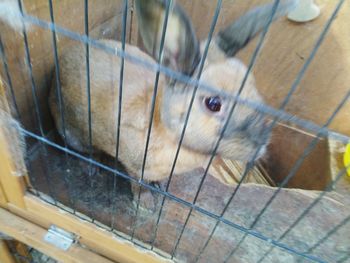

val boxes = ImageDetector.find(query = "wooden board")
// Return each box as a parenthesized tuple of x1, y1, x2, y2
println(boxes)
(0, 207, 115, 263)
(22, 195, 170, 263)
(0, 79, 26, 208)
(262, 122, 331, 190)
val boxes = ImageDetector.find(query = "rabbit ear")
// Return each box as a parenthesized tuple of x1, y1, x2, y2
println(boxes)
(215, 0, 298, 57)
(135, 0, 201, 76)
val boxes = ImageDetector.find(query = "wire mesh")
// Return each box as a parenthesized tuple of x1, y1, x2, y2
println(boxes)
(0, 0, 349, 262)
(149, 0, 223, 250)
(131, 0, 173, 240)
(110, 0, 129, 233)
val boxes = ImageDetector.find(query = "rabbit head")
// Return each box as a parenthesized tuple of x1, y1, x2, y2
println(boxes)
(136, 0, 297, 161)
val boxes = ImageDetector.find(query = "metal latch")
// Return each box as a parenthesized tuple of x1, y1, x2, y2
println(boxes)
(44, 225, 75, 251)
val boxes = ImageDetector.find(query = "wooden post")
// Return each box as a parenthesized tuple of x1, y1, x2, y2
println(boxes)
(0, 78, 26, 209)
(0, 181, 8, 207)
(0, 240, 16, 263)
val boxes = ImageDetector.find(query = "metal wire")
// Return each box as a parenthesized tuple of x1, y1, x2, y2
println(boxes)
(306, 214, 350, 255)
(48, 0, 66, 147)
(16, 0, 44, 136)
(83, 0, 97, 222)
(217, 1, 347, 261)
(131, 0, 173, 240)
(1, 1, 349, 262)
(47, 0, 76, 214)
(225, 88, 350, 262)
(170, 0, 282, 259)
(256, 164, 350, 263)
(19, 127, 329, 263)
(16, 0, 58, 206)
(18, 14, 350, 145)
(0, 36, 42, 198)
(149, 0, 223, 250)
(110, 0, 128, 232)
(0, 35, 21, 119)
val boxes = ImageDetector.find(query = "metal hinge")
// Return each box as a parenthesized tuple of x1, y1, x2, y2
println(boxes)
(44, 225, 76, 251)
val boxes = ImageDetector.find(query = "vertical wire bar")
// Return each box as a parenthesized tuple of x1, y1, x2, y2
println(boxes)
(0, 35, 21, 120)
(149, 0, 223, 250)
(225, 89, 350, 262)
(17, 0, 58, 205)
(170, 1, 281, 259)
(223, 1, 346, 260)
(17, 0, 44, 136)
(48, 0, 66, 147)
(193, 162, 255, 263)
(47, 0, 76, 213)
(131, 0, 173, 240)
(257, 164, 350, 263)
(84, 0, 95, 222)
(110, 0, 128, 231)
(1, 34, 41, 197)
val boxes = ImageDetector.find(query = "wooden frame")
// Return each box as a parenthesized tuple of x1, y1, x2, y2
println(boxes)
(0, 208, 113, 263)
(0, 240, 16, 263)
(0, 79, 169, 263)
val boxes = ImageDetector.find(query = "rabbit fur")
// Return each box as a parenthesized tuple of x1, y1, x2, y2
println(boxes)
(49, 0, 297, 205)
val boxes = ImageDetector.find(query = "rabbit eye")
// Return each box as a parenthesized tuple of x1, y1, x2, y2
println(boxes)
(205, 96, 222, 112)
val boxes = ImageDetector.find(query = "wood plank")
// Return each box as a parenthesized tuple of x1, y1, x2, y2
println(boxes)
(0, 129, 26, 208)
(0, 240, 16, 263)
(7, 203, 50, 229)
(262, 123, 331, 190)
(0, 207, 115, 263)
(0, 79, 26, 208)
(0, 180, 8, 207)
(22, 194, 170, 263)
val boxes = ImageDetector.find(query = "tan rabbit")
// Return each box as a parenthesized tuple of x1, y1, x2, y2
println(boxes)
(49, 0, 297, 208)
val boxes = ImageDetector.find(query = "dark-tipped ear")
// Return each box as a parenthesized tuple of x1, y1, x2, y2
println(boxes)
(216, 0, 298, 57)
(135, 0, 201, 76)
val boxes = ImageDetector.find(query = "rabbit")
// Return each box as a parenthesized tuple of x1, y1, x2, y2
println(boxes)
(49, 0, 297, 209)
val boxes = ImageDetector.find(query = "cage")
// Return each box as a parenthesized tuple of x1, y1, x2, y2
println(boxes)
(0, 0, 349, 262)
